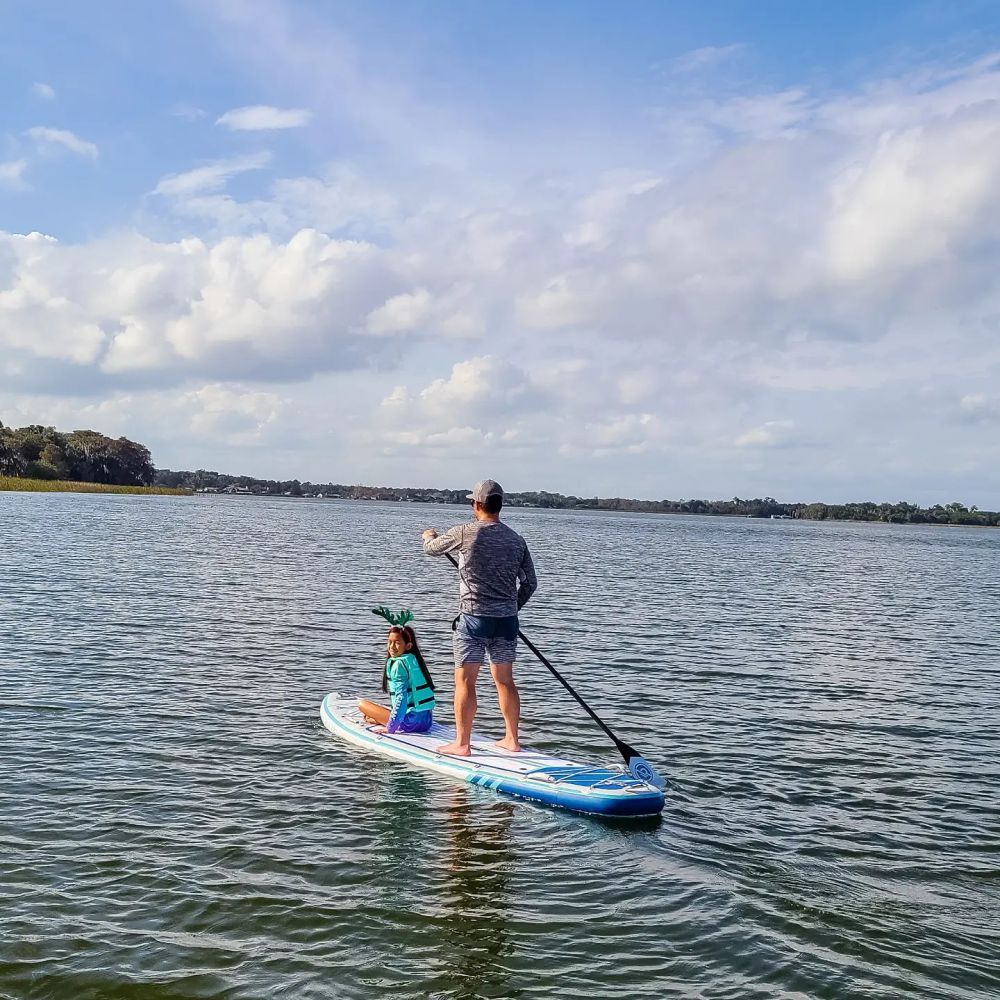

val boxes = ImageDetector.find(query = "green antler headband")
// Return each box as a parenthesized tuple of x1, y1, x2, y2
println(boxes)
(372, 606, 414, 627)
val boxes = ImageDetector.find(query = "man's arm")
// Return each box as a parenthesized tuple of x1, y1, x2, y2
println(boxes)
(422, 524, 463, 556)
(516, 545, 538, 610)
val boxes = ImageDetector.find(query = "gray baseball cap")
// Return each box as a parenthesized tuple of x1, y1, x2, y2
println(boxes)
(466, 479, 504, 503)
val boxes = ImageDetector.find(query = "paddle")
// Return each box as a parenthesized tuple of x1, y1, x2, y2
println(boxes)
(443, 552, 666, 789)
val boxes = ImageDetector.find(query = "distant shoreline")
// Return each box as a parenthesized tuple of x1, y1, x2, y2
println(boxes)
(151, 470, 1000, 528)
(6, 473, 997, 528)
(0, 476, 190, 496)
(5, 421, 993, 526)
(200, 494, 1000, 527)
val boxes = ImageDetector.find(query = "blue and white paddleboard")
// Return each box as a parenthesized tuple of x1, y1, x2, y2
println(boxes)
(319, 693, 665, 818)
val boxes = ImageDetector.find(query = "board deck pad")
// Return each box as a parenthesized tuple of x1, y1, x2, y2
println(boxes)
(320, 693, 665, 817)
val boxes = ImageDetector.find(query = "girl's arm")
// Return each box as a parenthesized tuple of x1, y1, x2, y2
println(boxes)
(386, 664, 410, 733)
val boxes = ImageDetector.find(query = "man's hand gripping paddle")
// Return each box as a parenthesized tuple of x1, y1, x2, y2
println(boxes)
(443, 553, 666, 790)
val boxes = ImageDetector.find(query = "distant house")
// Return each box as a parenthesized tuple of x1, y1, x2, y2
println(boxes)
(222, 484, 252, 494)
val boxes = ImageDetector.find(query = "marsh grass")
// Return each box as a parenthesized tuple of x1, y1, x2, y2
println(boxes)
(0, 476, 190, 496)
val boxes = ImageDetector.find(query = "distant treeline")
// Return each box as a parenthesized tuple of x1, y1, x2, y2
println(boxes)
(154, 469, 1000, 527)
(6, 418, 993, 526)
(0, 422, 154, 486)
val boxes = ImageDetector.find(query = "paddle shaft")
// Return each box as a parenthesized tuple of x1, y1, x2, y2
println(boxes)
(515, 627, 641, 762)
(443, 552, 641, 765)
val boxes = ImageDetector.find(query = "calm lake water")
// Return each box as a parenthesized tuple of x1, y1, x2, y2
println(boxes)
(1, 493, 998, 1000)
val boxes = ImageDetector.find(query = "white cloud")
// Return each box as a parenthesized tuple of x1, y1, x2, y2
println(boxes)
(0, 383, 288, 460)
(271, 168, 398, 234)
(418, 356, 542, 413)
(7, 50, 1000, 501)
(154, 153, 272, 198)
(567, 413, 658, 455)
(183, 383, 283, 440)
(12, 51, 1000, 404)
(826, 118, 1000, 283)
(100, 230, 386, 374)
(26, 126, 98, 159)
(0, 227, 401, 383)
(0, 160, 28, 190)
(170, 104, 208, 120)
(515, 274, 594, 329)
(32, 82, 56, 100)
(958, 393, 1000, 423)
(366, 288, 432, 334)
(216, 105, 313, 130)
(705, 88, 814, 138)
(669, 44, 744, 75)
(0, 232, 106, 365)
(196, 4, 469, 166)
(617, 370, 659, 405)
(151, 164, 403, 241)
(378, 356, 547, 443)
(375, 356, 670, 465)
(735, 421, 796, 448)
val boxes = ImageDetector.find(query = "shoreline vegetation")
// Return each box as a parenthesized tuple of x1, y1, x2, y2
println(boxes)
(1, 422, 155, 488)
(155, 468, 1000, 528)
(0, 476, 190, 496)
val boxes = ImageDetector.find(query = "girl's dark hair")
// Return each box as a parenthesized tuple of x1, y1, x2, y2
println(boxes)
(382, 625, 435, 694)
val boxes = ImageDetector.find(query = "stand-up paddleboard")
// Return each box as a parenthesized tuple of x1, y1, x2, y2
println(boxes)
(320, 693, 665, 817)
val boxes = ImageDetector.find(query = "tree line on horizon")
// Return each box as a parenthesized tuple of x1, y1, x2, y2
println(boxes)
(153, 468, 1000, 527)
(0, 422, 154, 487)
(2, 419, 994, 527)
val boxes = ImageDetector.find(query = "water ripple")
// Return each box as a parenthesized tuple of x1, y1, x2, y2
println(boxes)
(1, 494, 998, 998)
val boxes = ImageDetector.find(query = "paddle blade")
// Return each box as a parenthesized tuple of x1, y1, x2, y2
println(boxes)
(626, 755, 667, 790)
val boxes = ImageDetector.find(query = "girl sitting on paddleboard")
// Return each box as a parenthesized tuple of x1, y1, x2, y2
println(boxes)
(359, 608, 436, 734)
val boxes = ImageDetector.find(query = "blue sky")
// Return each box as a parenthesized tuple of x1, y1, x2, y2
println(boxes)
(3, 1, 1000, 504)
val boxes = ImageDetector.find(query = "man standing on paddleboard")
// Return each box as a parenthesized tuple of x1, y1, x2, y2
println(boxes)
(422, 480, 538, 756)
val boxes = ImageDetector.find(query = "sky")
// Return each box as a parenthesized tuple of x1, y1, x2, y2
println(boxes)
(3, 0, 1000, 505)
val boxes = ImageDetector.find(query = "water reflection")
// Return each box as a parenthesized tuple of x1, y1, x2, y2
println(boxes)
(370, 768, 435, 867)
(437, 786, 519, 1000)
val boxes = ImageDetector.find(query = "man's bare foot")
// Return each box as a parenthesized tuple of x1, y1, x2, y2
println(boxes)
(495, 737, 521, 753)
(437, 742, 472, 756)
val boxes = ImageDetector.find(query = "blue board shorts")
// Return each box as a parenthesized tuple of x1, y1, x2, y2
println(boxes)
(453, 614, 519, 668)
(388, 709, 433, 735)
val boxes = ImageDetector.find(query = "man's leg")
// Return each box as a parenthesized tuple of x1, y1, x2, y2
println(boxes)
(438, 663, 480, 756)
(490, 662, 521, 752)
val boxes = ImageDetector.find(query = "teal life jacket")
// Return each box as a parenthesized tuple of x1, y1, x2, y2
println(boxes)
(386, 652, 436, 713)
